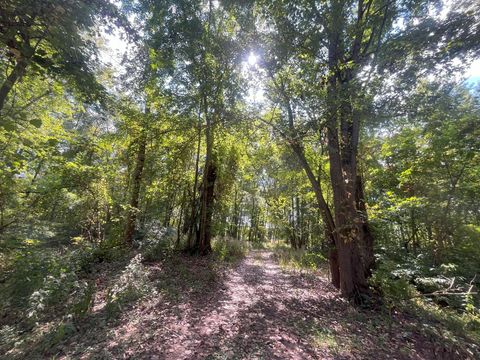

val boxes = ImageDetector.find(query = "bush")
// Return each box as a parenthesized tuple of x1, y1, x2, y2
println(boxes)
(70, 239, 128, 275)
(212, 237, 248, 262)
(136, 225, 176, 261)
(273, 245, 326, 271)
(41, 315, 77, 351)
(70, 280, 95, 320)
(0, 235, 128, 327)
(27, 271, 77, 321)
(372, 247, 480, 314)
(105, 254, 153, 318)
(370, 260, 416, 307)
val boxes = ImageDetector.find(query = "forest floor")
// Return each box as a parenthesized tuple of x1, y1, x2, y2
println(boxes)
(4, 248, 478, 359)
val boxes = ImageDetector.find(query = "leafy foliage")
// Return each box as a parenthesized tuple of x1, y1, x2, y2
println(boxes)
(1, 0, 480, 357)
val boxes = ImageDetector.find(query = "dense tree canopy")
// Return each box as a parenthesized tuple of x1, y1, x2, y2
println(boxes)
(1, 0, 480, 358)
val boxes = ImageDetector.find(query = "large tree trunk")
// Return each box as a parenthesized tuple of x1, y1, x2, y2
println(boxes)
(194, 97, 216, 255)
(355, 175, 375, 276)
(276, 82, 342, 286)
(326, 99, 369, 300)
(322, 0, 374, 302)
(124, 127, 147, 246)
(325, 76, 372, 301)
(196, 156, 216, 254)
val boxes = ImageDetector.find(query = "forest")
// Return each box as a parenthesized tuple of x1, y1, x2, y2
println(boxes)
(1, 0, 479, 358)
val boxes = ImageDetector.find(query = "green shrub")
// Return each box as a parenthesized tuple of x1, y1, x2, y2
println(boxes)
(273, 246, 326, 271)
(70, 280, 95, 320)
(137, 226, 176, 261)
(370, 260, 416, 306)
(40, 315, 77, 351)
(70, 241, 127, 275)
(26, 270, 78, 321)
(105, 254, 153, 318)
(0, 236, 126, 326)
(212, 237, 248, 262)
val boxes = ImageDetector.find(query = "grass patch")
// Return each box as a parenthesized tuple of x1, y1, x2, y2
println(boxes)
(212, 237, 248, 262)
(270, 242, 327, 271)
(312, 327, 339, 351)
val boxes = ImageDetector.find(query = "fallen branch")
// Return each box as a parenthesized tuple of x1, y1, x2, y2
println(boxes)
(409, 275, 478, 299)
(409, 291, 478, 299)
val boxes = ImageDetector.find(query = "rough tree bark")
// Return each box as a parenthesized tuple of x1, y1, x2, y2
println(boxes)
(187, 114, 202, 249)
(124, 114, 147, 246)
(355, 175, 375, 276)
(194, 96, 216, 254)
(323, 0, 374, 301)
(274, 81, 342, 288)
(196, 155, 216, 254)
(290, 142, 340, 288)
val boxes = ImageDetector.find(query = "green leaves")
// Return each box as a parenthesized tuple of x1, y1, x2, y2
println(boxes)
(30, 119, 42, 128)
(1, 120, 16, 131)
(0, 0, 130, 109)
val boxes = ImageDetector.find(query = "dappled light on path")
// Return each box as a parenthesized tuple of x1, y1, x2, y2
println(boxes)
(52, 251, 465, 359)
(156, 251, 337, 359)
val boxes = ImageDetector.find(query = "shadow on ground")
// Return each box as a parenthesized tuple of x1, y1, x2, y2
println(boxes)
(8, 250, 477, 359)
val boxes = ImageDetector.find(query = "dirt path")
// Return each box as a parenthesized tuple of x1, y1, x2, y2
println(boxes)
(52, 250, 465, 359)
(155, 250, 336, 359)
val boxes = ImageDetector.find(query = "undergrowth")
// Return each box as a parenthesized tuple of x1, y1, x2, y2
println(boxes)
(0, 223, 249, 357)
(270, 241, 327, 271)
(370, 255, 480, 356)
(211, 236, 249, 262)
(105, 254, 154, 318)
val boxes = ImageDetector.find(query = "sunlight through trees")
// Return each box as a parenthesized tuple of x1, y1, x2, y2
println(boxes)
(1, 0, 480, 358)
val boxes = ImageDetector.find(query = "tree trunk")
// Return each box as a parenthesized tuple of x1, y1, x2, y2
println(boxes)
(195, 97, 216, 255)
(196, 157, 216, 254)
(326, 79, 372, 302)
(163, 191, 175, 227)
(124, 126, 147, 246)
(290, 142, 340, 288)
(176, 188, 186, 247)
(355, 175, 375, 277)
(249, 196, 256, 242)
(187, 114, 202, 249)
(322, 2, 374, 301)
(290, 196, 296, 248)
(230, 187, 240, 239)
(326, 105, 369, 300)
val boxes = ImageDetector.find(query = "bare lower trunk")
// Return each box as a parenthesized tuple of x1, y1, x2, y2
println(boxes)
(124, 130, 147, 246)
(194, 96, 215, 255)
(196, 158, 216, 254)
(355, 175, 375, 277)
(187, 115, 202, 249)
(329, 246, 340, 288)
(176, 189, 186, 247)
(290, 142, 340, 288)
(326, 88, 372, 302)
